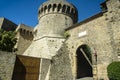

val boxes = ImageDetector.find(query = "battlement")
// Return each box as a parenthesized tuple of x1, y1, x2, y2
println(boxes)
(38, 1, 78, 23)
(16, 24, 33, 36)
(0, 17, 17, 31)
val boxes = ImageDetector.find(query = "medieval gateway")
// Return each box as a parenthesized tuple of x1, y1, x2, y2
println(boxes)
(0, 0, 120, 80)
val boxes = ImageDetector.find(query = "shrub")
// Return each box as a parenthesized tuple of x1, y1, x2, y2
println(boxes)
(64, 31, 70, 38)
(0, 29, 17, 52)
(107, 61, 120, 80)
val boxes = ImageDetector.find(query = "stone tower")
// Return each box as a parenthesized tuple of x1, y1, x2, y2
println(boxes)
(23, 0, 78, 59)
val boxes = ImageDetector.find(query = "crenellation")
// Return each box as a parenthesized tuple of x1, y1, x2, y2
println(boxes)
(0, 0, 120, 80)
(38, 1, 78, 23)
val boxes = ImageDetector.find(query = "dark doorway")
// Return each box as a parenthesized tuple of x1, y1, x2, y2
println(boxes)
(76, 45, 93, 79)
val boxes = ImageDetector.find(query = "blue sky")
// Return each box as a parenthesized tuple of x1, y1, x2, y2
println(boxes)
(0, 0, 105, 27)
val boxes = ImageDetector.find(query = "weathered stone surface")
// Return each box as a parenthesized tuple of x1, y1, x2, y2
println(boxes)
(39, 59, 51, 80)
(0, 51, 16, 80)
(23, 37, 65, 59)
(15, 24, 34, 55)
(106, 0, 120, 61)
(50, 43, 73, 80)
(0, 0, 120, 80)
(66, 14, 112, 79)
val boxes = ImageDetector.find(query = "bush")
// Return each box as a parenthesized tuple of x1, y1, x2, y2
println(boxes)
(107, 62, 120, 80)
(0, 29, 17, 52)
(64, 31, 70, 38)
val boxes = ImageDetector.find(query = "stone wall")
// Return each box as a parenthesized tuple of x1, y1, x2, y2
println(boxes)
(16, 31, 33, 54)
(50, 43, 74, 80)
(105, 0, 120, 60)
(66, 13, 113, 80)
(0, 51, 16, 80)
(15, 24, 33, 55)
(39, 59, 51, 80)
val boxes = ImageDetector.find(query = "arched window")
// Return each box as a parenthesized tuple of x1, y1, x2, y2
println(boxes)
(48, 4, 52, 12)
(38, 10, 41, 14)
(76, 44, 93, 79)
(30, 32, 33, 36)
(57, 4, 61, 12)
(66, 6, 70, 14)
(62, 5, 66, 13)
(53, 4, 57, 11)
(41, 8, 43, 13)
(23, 29, 26, 35)
(26, 31, 29, 36)
(19, 28, 22, 33)
(44, 6, 47, 13)
(71, 8, 74, 15)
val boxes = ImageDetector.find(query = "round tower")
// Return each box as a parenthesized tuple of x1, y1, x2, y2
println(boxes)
(35, 0, 78, 38)
(23, 0, 78, 59)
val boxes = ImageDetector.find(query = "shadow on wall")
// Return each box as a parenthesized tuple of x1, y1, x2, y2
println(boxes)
(76, 44, 93, 79)
(12, 56, 26, 80)
(19, 29, 33, 41)
(12, 55, 40, 80)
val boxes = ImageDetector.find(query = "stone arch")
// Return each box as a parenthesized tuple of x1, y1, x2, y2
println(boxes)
(71, 8, 75, 15)
(23, 29, 26, 35)
(57, 4, 62, 12)
(53, 4, 57, 12)
(41, 8, 43, 14)
(74, 9, 78, 23)
(19, 28, 23, 33)
(48, 4, 52, 12)
(38, 10, 41, 15)
(66, 6, 70, 14)
(30, 32, 33, 36)
(62, 5, 66, 13)
(76, 44, 93, 79)
(44, 6, 47, 13)
(26, 30, 29, 35)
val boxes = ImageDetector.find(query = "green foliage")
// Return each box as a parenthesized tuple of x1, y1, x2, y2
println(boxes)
(107, 62, 120, 80)
(0, 29, 17, 52)
(81, 45, 92, 62)
(64, 31, 70, 38)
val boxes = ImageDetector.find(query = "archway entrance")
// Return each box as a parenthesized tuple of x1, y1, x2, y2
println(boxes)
(76, 44, 93, 79)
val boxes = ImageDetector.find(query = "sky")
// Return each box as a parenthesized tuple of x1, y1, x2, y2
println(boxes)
(0, 0, 105, 27)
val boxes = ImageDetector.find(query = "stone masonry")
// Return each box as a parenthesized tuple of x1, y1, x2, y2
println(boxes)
(15, 24, 34, 54)
(0, 51, 16, 80)
(0, 0, 119, 80)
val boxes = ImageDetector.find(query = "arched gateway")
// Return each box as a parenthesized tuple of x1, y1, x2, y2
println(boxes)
(76, 44, 93, 79)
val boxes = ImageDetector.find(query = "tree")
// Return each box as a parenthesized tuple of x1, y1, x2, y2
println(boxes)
(107, 62, 120, 80)
(0, 29, 17, 52)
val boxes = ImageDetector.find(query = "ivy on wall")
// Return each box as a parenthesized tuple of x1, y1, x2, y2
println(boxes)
(64, 31, 70, 38)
